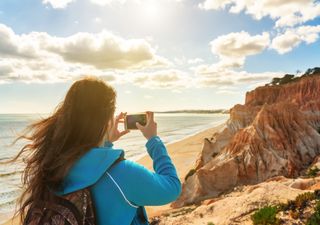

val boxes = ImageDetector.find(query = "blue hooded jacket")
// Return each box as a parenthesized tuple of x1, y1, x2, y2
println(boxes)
(55, 136, 181, 225)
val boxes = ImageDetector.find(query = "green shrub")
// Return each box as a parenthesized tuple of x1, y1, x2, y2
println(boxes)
(305, 67, 320, 75)
(280, 200, 296, 211)
(307, 201, 320, 225)
(307, 166, 320, 178)
(307, 214, 320, 225)
(295, 192, 315, 209)
(276, 203, 288, 212)
(251, 206, 280, 225)
(277, 191, 317, 213)
(185, 169, 196, 181)
(207, 222, 215, 225)
(270, 74, 294, 86)
(267, 67, 320, 87)
(314, 190, 320, 199)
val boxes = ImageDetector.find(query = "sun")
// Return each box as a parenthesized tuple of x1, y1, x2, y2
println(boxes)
(141, 1, 162, 21)
(144, 2, 158, 17)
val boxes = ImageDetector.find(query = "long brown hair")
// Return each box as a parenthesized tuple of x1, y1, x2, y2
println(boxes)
(5, 77, 116, 222)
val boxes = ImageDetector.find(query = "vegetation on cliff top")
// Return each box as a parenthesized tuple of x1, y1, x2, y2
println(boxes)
(266, 67, 320, 86)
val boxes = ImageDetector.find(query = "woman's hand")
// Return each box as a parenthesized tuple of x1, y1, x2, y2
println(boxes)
(136, 111, 157, 140)
(105, 112, 130, 143)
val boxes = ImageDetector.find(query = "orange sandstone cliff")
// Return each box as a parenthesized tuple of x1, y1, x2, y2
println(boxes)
(172, 74, 320, 208)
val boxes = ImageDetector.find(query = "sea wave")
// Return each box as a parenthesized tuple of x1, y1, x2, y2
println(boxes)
(0, 171, 22, 178)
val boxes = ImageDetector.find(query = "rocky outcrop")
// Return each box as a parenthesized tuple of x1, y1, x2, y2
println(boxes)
(173, 74, 320, 208)
(154, 177, 320, 225)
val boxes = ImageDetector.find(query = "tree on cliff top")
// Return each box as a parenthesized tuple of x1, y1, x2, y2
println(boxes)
(267, 67, 320, 86)
(270, 74, 295, 86)
(304, 67, 320, 75)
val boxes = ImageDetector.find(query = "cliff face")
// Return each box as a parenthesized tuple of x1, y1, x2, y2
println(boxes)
(173, 75, 320, 208)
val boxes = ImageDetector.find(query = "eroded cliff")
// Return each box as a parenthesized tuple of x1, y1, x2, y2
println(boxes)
(173, 73, 320, 208)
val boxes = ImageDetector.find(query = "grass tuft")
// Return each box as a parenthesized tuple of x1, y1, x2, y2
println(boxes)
(251, 206, 280, 225)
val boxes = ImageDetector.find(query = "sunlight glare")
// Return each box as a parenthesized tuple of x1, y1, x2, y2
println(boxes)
(141, 0, 162, 21)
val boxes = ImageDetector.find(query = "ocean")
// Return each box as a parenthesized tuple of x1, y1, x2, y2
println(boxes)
(0, 113, 228, 223)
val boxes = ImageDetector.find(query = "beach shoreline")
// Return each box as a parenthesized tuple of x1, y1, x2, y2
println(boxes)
(2, 122, 226, 225)
(129, 118, 227, 162)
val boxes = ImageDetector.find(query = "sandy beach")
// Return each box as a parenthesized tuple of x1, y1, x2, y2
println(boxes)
(3, 122, 225, 225)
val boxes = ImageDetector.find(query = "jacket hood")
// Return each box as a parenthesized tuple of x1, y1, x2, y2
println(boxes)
(55, 147, 124, 195)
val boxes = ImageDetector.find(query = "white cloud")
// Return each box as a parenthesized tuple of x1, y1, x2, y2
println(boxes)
(199, 0, 232, 10)
(0, 24, 197, 89)
(0, 62, 14, 78)
(174, 56, 187, 65)
(89, 0, 184, 6)
(44, 31, 168, 70)
(74, 73, 117, 82)
(94, 17, 102, 23)
(0, 22, 287, 92)
(90, 0, 127, 6)
(216, 90, 237, 95)
(0, 23, 168, 83)
(0, 24, 40, 59)
(189, 31, 276, 88)
(43, 0, 182, 8)
(271, 25, 320, 54)
(199, 0, 320, 27)
(195, 65, 283, 87)
(210, 31, 270, 59)
(188, 58, 204, 64)
(42, 0, 75, 9)
(130, 69, 192, 89)
(205, 31, 270, 70)
(0, 56, 119, 83)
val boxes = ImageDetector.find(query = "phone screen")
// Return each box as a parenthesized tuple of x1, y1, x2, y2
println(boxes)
(125, 114, 147, 130)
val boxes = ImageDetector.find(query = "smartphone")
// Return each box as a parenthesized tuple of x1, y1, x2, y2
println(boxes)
(125, 113, 147, 130)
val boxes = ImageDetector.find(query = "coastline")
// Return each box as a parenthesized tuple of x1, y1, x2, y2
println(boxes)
(162, 119, 227, 147)
(130, 118, 228, 162)
(2, 122, 226, 225)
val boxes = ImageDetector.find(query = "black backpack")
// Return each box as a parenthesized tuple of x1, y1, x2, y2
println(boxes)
(23, 187, 96, 225)
(23, 156, 125, 225)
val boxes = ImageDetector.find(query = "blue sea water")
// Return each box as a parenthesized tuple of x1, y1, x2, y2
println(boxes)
(0, 113, 228, 223)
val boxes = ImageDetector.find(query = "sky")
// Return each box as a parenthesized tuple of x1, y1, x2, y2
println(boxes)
(0, 0, 319, 113)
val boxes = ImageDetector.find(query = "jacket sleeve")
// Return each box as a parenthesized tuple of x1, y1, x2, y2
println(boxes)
(117, 136, 182, 206)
